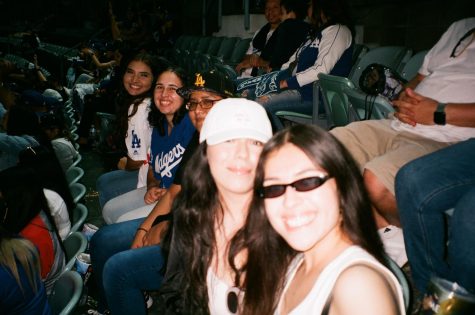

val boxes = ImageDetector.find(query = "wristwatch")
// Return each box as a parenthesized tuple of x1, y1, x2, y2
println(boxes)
(434, 102, 447, 125)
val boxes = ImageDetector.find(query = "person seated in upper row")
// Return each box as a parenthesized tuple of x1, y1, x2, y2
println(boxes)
(247, 0, 311, 74)
(330, 17, 475, 267)
(396, 138, 475, 306)
(238, 0, 354, 131)
(235, 0, 282, 78)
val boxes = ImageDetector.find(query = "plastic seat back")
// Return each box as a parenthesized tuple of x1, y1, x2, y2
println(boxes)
(386, 255, 411, 313)
(71, 153, 82, 168)
(48, 270, 83, 315)
(215, 37, 239, 61)
(349, 46, 410, 87)
(69, 203, 88, 235)
(65, 166, 84, 185)
(351, 44, 369, 66)
(228, 37, 252, 66)
(69, 182, 86, 205)
(195, 36, 212, 53)
(63, 232, 87, 271)
(398, 50, 428, 81)
(206, 36, 225, 56)
(344, 87, 395, 120)
(318, 73, 358, 128)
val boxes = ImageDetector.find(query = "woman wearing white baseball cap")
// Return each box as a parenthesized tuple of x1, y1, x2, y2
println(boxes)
(157, 98, 272, 314)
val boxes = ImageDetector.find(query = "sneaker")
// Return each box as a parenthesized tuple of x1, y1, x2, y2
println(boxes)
(378, 225, 408, 267)
(144, 291, 153, 309)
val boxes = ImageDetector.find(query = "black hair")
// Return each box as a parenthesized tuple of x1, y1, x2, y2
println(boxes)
(115, 52, 169, 144)
(231, 124, 386, 314)
(148, 65, 188, 136)
(280, 0, 308, 20)
(0, 165, 64, 252)
(311, 0, 354, 36)
(18, 145, 75, 214)
(166, 143, 221, 314)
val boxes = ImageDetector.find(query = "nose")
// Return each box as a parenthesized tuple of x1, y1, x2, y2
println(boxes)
(235, 139, 250, 159)
(282, 185, 300, 209)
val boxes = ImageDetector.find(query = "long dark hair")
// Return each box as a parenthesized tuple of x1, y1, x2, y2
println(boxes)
(0, 166, 63, 249)
(169, 143, 222, 314)
(115, 52, 168, 142)
(310, 0, 354, 36)
(230, 124, 385, 315)
(18, 145, 75, 214)
(148, 65, 188, 136)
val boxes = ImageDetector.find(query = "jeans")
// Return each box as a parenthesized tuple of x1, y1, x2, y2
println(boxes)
(259, 89, 312, 131)
(396, 139, 475, 293)
(102, 186, 153, 224)
(89, 218, 165, 314)
(96, 169, 139, 209)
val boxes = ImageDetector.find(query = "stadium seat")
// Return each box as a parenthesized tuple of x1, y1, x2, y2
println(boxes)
(48, 270, 83, 315)
(69, 203, 88, 235)
(63, 232, 88, 272)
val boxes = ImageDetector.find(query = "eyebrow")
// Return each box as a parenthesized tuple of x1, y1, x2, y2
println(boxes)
(156, 83, 180, 88)
(263, 168, 323, 182)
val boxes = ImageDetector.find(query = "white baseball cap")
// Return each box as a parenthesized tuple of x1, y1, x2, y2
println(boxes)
(199, 98, 273, 145)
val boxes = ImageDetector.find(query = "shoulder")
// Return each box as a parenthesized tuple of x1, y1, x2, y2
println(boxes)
(331, 264, 400, 315)
(322, 24, 352, 40)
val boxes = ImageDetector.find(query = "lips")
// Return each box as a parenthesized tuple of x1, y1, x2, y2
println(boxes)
(228, 166, 252, 175)
(283, 213, 316, 229)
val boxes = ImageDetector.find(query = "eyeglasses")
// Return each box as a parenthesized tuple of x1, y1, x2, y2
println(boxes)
(185, 98, 220, 111)
(450, 27, 475, 58)
(259, 175, 331, 199)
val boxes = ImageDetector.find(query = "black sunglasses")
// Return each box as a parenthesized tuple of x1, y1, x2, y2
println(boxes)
(259, 175, 331, 199)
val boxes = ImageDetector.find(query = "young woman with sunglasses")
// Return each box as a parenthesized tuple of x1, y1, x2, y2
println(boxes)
(230, 124, 405, 314)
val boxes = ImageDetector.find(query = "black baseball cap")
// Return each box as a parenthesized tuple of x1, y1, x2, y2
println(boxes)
(177, 69, 235, 99)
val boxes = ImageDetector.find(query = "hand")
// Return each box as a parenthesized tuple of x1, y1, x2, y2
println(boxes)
(279, 80, 288, 89)
(131, 228, 147, 248)
(117, 156, 127, 170)
(142, 221, 169, 247)
(144, 186, 166, 204)
(393, 88, 437, 126)
(249, 54, 260, 67)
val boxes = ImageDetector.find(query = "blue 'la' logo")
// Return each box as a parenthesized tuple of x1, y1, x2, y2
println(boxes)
(131, 130, 141, 149)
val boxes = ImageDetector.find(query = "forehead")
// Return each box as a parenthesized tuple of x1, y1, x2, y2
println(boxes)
(189, 90, 222, 99)
(126, 60, 152, 72)
(266, 0, 280, 9)
(157, 71, 183, 84)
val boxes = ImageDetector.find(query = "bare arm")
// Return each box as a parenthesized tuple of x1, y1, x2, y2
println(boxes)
(131, 183, 181, 248)
(124, 156, 145, 170)
(331, 265, 400, 315)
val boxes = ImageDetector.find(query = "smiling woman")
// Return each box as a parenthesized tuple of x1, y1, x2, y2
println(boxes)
(156, 98, 272, 314)
(231, 124, 406, 315)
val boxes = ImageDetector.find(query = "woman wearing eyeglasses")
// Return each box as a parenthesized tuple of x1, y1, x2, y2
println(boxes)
(230, 124, 405, 315)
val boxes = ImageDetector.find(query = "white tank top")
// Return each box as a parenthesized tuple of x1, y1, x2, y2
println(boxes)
(276, 246, 406, 315)
(207, 268, 243, 315)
